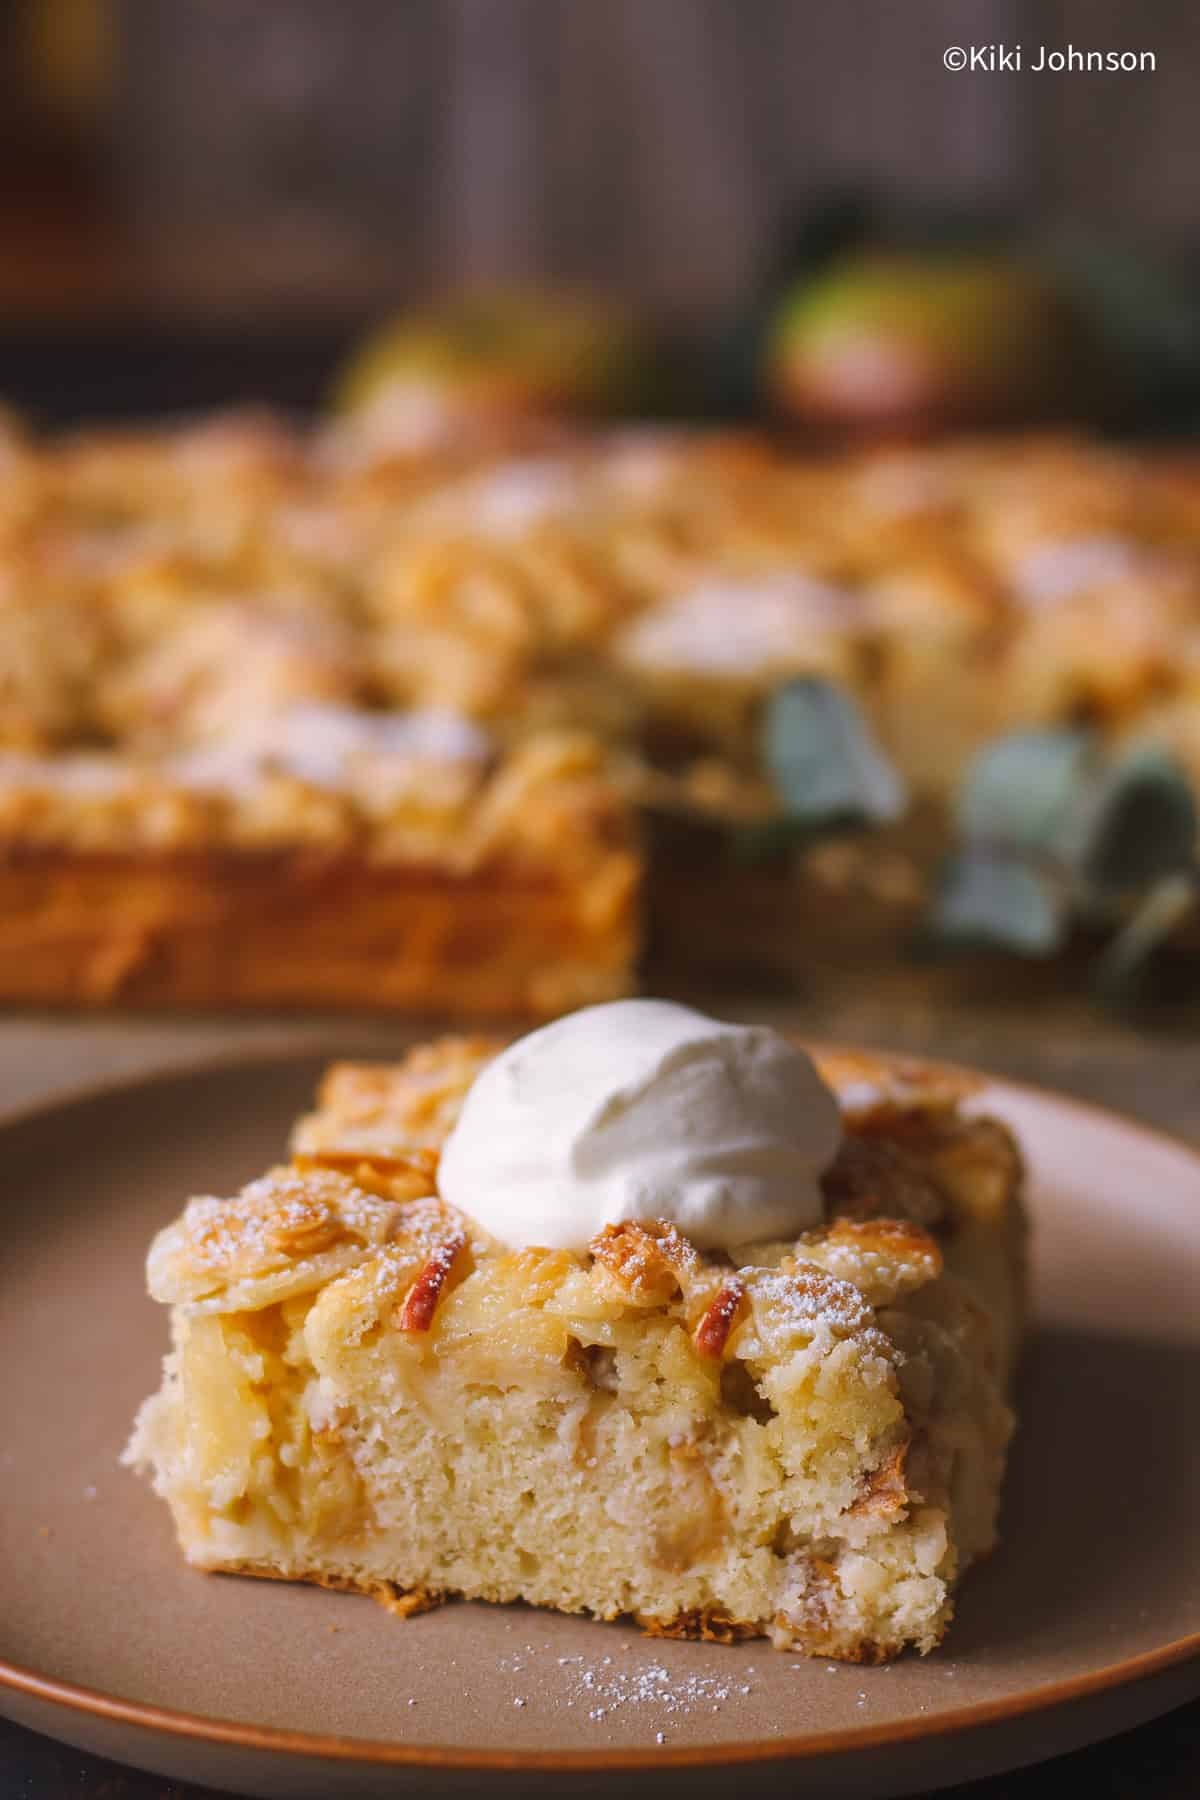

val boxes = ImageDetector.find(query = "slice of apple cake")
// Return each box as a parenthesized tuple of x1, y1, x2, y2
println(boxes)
(126, 1006, 1025, 1660)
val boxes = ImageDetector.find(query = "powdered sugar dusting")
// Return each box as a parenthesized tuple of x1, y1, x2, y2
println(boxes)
(744, 1265, 874, 1341)
(619, 574, 860, 676)
(0, 706, 490, 804)
(1010, 534, 1149, 608)
(428, 457, 584, 538)
(0, 753, 144, 796)
(146, 1167, 408, 1309)
(173, 704, 491, 793)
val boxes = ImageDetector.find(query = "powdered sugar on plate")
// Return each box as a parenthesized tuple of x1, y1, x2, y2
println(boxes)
(496, 1640, 757, 1730)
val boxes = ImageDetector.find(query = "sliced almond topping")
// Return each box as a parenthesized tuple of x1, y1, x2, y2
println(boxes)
(693, 1278, 747, 1360)
(265, 1201, 345, 1258)
(794, 1214, 944, 1305)
(297, 1041, 500, 1153)
(294, 1147, 432, 1177)
(293, 1148, 439, 1203)
(821, 1214, 942, 1263)
(588, 1219, 702, 1306)
(146, 1168, 406, 1313)
(396, 1230, 467, 1333)
(814, 1051, 978, 1129)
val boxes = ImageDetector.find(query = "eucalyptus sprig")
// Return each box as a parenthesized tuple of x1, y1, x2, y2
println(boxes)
(737, 677, 907, 860)
(927, 728, 1200, 1000)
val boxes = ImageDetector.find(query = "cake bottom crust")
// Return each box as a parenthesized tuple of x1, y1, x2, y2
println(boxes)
(212, 1560, 899, 1660)
(220, 1561, 445, 1618)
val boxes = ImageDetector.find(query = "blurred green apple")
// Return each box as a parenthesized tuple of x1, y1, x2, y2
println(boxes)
(763, 253, 1101, 437)
(335, 290, 661, 432)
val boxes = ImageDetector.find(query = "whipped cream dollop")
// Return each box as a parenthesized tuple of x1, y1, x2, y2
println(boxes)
(437, 1000, 842, 1252)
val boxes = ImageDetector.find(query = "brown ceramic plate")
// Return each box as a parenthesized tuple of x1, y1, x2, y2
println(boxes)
(1, 1049, 1198, 1800)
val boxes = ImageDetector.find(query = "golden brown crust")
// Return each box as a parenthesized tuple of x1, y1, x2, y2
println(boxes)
(816, 1214, 944, 1268)
(292, 1149, 441, 1203)
(0, 726, 641, 1015)
(295, 1040, 503, 1158)
(774, 1625, 898, 1666)
(223, 1568, 896, 1654)
(814, 1050, 982, 1128)
(0, 847, 637, 1015)
(219, 1562, 446, 1618)
(634, 1607, 761, 1645)
(794, 1217, 944, 1308)
(587, 1219, 705, 1307)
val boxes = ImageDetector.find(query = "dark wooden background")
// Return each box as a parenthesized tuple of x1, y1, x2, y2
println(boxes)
(104, 0, 1197, 324)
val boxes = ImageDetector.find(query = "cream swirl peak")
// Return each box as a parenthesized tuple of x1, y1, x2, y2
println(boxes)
(437, 1000, 842, 1252)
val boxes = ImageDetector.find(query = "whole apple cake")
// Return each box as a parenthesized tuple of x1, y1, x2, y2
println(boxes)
(2, 405, 1199, 1010)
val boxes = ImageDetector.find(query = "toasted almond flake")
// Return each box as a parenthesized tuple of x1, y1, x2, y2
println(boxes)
(693, 1278, 747, 1359)
(396, 1230, 467, 1333)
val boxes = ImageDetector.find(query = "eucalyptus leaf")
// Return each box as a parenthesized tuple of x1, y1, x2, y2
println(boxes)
(957, 728, 1096, 857)
(762, 678, 906, 829)
(1073, 744, 1198, 905)
(927, 850, 1067, 956)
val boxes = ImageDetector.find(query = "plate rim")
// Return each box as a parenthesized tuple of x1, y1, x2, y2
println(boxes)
(3, 1042, 1199, 1774)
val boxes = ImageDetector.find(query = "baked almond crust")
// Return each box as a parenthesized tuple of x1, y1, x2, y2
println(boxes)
(126, 1039, 1026, 1661)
